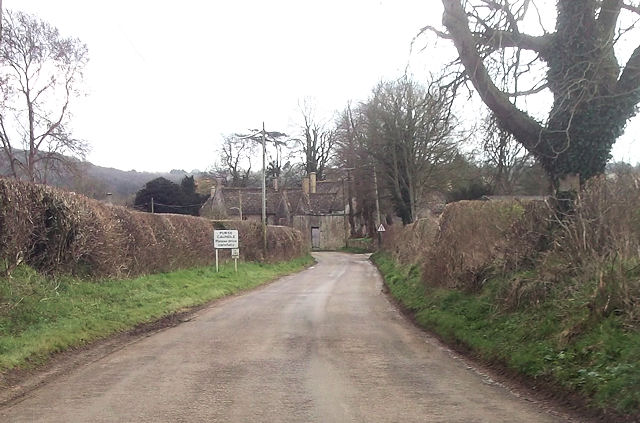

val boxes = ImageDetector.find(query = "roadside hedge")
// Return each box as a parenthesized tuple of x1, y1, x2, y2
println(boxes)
(377, 174, 640, 417)
(0, 178, 307, 278)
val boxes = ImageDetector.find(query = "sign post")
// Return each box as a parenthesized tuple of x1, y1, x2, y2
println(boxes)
(231, 248, 239, 272)
(377, 223, 385, 247)
(213, 230, 239, 272)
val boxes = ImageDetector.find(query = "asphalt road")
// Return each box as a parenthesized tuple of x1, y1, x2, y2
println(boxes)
(1, 252, 569, 422)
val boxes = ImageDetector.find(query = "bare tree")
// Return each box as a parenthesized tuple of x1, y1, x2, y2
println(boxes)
(0, 10, 89, 183)
(298, 101, 335, 181)
(232, 127, 291, 187)
(365, 77, 458, 224)
(333, 102, 378, 236)
(265, 132, 293, 184)
(431, 0, 640, 190)
(217, 134, 255, 187)
(481, 113, 533, 194)
(0, 0, 3, 45)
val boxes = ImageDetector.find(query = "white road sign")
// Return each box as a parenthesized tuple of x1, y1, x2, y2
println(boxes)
(377, 224, 386, 232)
(214, 230, 239, 249)
(231, 248, 240, 259)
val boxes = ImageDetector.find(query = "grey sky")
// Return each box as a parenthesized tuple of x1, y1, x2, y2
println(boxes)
(3, 0, 638, 172)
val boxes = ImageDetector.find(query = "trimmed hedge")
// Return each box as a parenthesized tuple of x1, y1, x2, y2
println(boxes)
(0, 178, 307, 277)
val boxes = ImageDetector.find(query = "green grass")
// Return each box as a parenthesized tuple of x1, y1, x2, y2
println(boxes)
(371, 252, 640, 416)
(0, 255, 313, 372)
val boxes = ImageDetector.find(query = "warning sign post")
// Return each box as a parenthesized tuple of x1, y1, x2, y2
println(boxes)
(376, 223, 385, 246)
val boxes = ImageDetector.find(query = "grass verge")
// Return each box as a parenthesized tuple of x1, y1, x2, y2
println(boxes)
(0, 255, 313, 372)
(371, 252, 640, 419)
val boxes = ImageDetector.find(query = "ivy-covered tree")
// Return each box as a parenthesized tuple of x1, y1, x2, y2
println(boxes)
(434, 0, 640, 189)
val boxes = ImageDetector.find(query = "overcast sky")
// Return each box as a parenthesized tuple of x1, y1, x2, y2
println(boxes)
(4, 0, 639, 172)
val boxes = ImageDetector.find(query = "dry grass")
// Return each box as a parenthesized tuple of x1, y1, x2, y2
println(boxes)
(382, 216, 439, 265)
(547, 175, 640, 321)
(423, 200, 526, 290)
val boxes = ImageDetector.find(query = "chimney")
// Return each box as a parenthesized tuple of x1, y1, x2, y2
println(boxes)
(211, 178, 224, 198)
(309, 171, 317, 194)
(302, 176, 310, 195)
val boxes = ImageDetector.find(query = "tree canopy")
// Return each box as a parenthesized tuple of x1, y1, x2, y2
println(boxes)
(134, 176, 206, 216)
(365, 78, 458, 223)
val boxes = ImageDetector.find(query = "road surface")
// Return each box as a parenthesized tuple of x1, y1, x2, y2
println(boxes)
(1, 252, 569, 422)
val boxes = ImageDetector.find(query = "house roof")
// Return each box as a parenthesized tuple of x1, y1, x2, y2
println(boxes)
(297, 192, 344, 215)
(220, 188, 281, 216)
(316, 180, 343, 194)
(287, 179, 347, 215)
(200, 178, 348, 219)
(283, 190, 304, 214)
(311, 193, 341, 214)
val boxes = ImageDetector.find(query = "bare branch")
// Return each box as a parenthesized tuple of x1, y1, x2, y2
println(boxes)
(474, 28, 553, 54)
(416, 25, 451, 40)
(34, 77, 71, 150)
(441, 0, 544, 150)
(622, 2, 640, 14)
(506, 82, 549, 97)
(479, 0, 520, 31)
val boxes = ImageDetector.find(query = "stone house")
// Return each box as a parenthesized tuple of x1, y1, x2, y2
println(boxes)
(293, 173, 348, 250)
(200, 185, 284, 224)
(200, 172, 349, 250)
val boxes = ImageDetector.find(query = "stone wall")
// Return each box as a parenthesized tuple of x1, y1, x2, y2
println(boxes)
(293, 214, 347, 250)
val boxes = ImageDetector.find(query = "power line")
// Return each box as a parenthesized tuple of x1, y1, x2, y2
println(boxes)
(152, 201, 205, 208)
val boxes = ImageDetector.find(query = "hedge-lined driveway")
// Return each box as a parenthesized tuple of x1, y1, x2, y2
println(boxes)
(1, 252, 569, 422)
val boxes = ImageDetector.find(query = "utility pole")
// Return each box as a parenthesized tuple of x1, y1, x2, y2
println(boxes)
(344, 168, 355, 237)
(373, 164, 382, 246)
(261, 122, 267, 259)
(0, 0, 3, 45)
(236, 124, 285, 260)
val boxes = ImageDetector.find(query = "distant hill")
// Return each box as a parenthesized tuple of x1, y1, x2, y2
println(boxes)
(0, 152, 203, 205)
